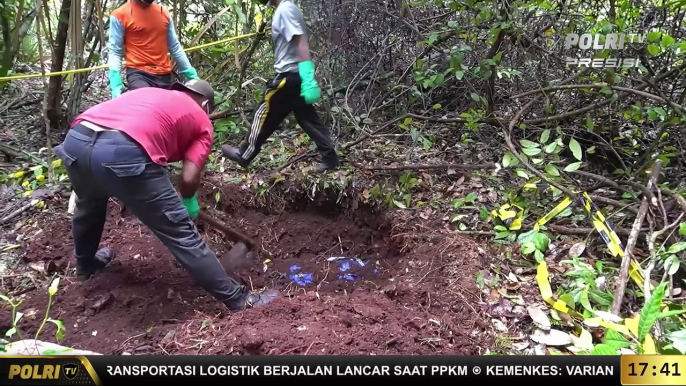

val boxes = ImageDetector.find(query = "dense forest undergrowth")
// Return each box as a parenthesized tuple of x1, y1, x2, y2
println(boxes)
(1, 0, 686, 355)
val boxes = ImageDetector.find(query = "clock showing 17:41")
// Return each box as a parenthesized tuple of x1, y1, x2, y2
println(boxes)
(621, 355, 686, 385)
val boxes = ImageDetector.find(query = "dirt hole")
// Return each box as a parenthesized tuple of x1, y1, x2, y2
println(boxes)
(1, 179, 490, 355)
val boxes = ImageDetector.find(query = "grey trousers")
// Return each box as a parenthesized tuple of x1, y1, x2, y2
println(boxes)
(54, 123, 248, 308)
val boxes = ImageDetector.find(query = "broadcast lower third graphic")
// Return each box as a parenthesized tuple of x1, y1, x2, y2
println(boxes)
(0, 356, 101, 386)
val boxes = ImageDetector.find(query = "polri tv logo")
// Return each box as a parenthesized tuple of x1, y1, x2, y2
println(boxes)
(564, 32, 645, 69)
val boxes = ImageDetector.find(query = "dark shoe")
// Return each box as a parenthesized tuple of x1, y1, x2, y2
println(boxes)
(314, 161, 340, 173)
(76, 247, 115, 281)
(221, 145, 250, 168)
(226, 289, 280, 312)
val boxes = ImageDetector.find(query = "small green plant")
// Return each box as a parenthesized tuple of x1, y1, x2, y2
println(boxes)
(0, 277, 66, 348)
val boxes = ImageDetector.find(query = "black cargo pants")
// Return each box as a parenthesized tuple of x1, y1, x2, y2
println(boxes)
(126, 68, 172, 90)
(236, 72, 340, 166)
(53, 123, 248, 309)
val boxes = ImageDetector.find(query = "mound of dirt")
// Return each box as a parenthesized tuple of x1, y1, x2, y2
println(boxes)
(0, 178, 491, 355)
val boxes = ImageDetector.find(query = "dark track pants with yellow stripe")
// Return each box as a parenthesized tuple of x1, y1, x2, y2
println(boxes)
(236, 72, 340, 167)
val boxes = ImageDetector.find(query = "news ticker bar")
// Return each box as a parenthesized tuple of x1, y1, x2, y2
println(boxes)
(1, 355, 686, 385)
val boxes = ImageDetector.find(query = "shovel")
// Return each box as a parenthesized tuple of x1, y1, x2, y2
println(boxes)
(197, 210, 256, 273)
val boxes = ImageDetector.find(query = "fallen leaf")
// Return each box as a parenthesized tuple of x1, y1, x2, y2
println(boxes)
(492, 319, 508, 332)
(512, 342, 529, 351)
(505, 281, 520, 291)
(527, 306, 551, 330)
(487, 288, 500, 304)
(530, 328, 573, 346)
(507, 272, 518, 282)
(569, 242, 586, 258)
(570, 328, 594, 351)
(593, 310, 624, 323)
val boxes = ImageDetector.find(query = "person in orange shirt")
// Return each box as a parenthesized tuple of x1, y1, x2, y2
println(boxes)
(107, 0, 198, 98)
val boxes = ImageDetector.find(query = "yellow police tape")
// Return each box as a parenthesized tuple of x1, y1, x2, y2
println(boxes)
(492, 182, 648, 290)
(537, 259, 658, 353)
(490, 181, 674, 344)
(0, 31, 262, 82)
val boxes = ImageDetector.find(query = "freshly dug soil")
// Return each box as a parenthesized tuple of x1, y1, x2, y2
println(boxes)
(0, 178, 491, 355)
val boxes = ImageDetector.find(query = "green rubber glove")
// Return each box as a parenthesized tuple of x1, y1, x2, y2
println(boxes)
(298, 60, 321, 104)
(109, 70, 123, 99)
(181, 193, 199, 219)
(180, 68, 199, 81)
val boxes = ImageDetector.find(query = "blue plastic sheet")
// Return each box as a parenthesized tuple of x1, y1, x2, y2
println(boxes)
(288, 264, 314, 286)
(288, 257, 378, 286)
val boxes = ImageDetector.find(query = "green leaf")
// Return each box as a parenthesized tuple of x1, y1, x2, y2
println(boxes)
(638, 282, 667, 344)
(13, 311, 23, 325)
(521, 242, 536, 255)
(540, 129, 551, 143)
(599, 86, 613, 95)
(545, 164, 560, 176)
(544, 142, 557, 153)
(564, 162, 582, 172)
(603, 329, 631, 350)
(432, 103, 442, 109)
(647, 44, 660, 56)
(560, 294, 575, 309)
(522, 147, 542, 156)
(502, 151, 518, 167)
(47, 319, 66, 341)
(667, 242, 686, 254)
(657, 309, 686, 319)
(5, 327, 16, 338)
(515, 169, 529, 179)
(647, 31, 662, 42)
(470, 93, 481, 102)
(580, 285, 593, 312)
(534, 249, 544, 262)
(590, 343, 619, 355)
(679, 222, 686, 235)
(519, 139, 538, 148)
(569, 138, 582, 160)
(665, 330, 686, 354)
(533, 232, 550, 251)
(662, 35, 675, 46)
(585, 115, 594, 131)
(48, 277, 60, 296)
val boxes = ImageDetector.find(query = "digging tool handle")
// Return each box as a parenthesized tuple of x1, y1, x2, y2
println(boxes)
(197, 211, 256, 249)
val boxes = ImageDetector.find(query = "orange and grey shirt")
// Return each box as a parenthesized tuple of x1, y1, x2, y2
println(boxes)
(107, 0, 192, 76)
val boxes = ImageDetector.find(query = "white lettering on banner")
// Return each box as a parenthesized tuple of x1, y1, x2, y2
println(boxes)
(106, 366, 196, 376)
(565, 57, 640, 68)
(336, 366, 390, 376)
(564, 33, 646, 49)
(566, 366, 614, 376)
(430, 365, 468, 376)
(199, 366, 261, 376)
(393, 366, 428, 376)
(486, 366, 561, 376)
(263, 366, 333, 376)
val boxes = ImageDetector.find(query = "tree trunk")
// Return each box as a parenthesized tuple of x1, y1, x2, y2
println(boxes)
(43, 0, 71, 134)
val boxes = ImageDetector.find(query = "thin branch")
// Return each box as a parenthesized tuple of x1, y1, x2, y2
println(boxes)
(611, 160, 662, 315)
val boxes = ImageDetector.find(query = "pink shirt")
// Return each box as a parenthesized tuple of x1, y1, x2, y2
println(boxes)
(72, 87, 213, 169)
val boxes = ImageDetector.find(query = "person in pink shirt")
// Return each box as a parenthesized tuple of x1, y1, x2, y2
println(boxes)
(53, 79, 278, 312)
